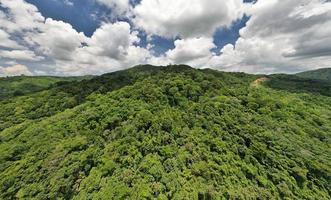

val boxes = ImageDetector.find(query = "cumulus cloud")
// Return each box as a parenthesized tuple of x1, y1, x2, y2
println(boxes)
(49, 21, 151, 75)
(166, 37, 215, 63)
(29, 18, 88, 61)
(134, 0, 246, 38)
(87, 22, 138, 60)
(146, 0, 331, 74)
(207, 0, 331, 73)
(96, 0, 131, 16)
(0, 0, 151, 75)
(0, 30, 23, 49)
(0, 0, 44, 33)
(0, 0, 45, 61)
(0, 64, 32, 76)
(0, 50, 43, 61)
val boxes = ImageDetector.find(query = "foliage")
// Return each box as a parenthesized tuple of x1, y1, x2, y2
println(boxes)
(296, 68, 331, 81)
(0, 65, 330, 199)
(266, 74, 331, 97)
(0, 75, 92, 100)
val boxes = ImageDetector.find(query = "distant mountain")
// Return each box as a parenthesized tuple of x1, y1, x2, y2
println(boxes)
(0, 65, 330, 199)
(296, 68, 331, 81)
(0, 75, 93, 100)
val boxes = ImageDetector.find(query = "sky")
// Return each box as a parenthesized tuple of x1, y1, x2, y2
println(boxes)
(0, 0, 331, 76)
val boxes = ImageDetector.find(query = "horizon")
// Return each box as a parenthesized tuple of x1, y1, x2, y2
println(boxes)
(0, 0, 331, 76)
(2, 64, 330, 78)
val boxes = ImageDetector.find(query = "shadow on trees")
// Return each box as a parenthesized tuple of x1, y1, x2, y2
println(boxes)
(265, 74, 331, 97)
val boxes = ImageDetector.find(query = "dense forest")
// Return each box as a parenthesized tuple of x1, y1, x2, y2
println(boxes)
(0, 65, 330, 199)
(0, 76, 92, 100)
(296, 68, 331, 81)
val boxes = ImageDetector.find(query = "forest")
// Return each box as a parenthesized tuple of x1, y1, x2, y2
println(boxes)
(0, 65, 330, 199)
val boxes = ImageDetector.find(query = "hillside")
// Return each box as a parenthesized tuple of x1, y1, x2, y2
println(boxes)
(296, 68, 331, 81)
(0, 65, 330, 199)
(0, 75, 92, 100)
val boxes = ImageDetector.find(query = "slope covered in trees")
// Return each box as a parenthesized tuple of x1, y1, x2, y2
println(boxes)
(0, 65, 330, 199)
(0, 75, 92, 100)
(296, 68, 331, 81)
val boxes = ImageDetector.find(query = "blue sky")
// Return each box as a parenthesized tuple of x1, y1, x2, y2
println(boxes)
(26, 0, 105, 37)
(0, 0, 331, 76)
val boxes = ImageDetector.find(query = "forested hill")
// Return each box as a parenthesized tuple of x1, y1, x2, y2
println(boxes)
(0, 65, 330, 199)
(0, 75, 92, 100)
(296, 68, 331, 81)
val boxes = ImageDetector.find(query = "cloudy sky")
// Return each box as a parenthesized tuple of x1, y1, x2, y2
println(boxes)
(0, 0, 331, 76)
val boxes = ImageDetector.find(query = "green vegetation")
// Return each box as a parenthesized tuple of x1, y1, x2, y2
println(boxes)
(296, 68, 331, 81)
(0, 65, 330, 199)
(266, 74, 331, 97)
(0, 75, 92, 100)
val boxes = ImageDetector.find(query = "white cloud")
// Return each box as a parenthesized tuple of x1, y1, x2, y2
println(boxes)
(0, 64, 32, 76)
(48, 21, 152, 75)
(96, 0, 131, 16)
(0, 49, 43, 61)
(146, 37, 217, 68)
(207, 0, 331, 74)
(87, 22, 138, 60)
(0, 30, 23, 49)
(28, 18, 88, 61)
(63, 0, 74, 6)
(0, 0, 45, 61)
(134, 0, 246, 38)
(122, 45, 151, 67)
(166, 37, 215, 63)
(1, 0, 331, 75)
(0, 0, 44, 33)
(145, 0, 331, 74)
(289, 0, 331, 18)
(1, 0, 151, 75)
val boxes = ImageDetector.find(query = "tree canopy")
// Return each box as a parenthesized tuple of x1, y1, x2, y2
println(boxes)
(0, 65, 330, 199)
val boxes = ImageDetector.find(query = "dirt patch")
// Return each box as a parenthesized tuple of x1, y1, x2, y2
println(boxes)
(251, 77, 268, 87)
